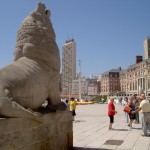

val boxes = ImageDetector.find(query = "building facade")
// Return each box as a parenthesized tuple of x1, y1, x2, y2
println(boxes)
(87, 78, 99, 96)
(100, 68, 121, 96)
(101, 60, 150, 96)
(126, 59, 150, 96)
(119, 69, 127, 95)
(72, 77, 88, 97)
(62, 39, 76, 94)
(100, 38, 150, 96)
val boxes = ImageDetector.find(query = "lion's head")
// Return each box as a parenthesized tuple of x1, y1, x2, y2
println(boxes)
(13, 2, 60, 68)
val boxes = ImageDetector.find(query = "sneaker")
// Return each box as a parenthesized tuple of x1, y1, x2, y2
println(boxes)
(127, 124, 130, 127)
(141, 133, 145, 136)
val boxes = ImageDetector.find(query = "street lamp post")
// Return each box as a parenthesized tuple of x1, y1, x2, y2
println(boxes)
(79, 60, 82, 101)
(68, 76, 73, 101)
(69, 83, 71, 101)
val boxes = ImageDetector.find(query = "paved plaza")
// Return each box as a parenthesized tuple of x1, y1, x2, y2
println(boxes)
(73, 103, 150, 150)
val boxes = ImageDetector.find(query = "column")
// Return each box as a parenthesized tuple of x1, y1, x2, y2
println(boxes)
(141, 78, 143, 92)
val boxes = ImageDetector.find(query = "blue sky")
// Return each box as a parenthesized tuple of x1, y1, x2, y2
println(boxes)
(0, 0, 150, 77)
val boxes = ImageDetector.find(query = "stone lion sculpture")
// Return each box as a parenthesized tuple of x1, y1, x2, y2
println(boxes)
(0, 2, 65, 122)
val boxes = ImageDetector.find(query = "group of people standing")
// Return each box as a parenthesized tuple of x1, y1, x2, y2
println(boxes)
(108, 93, 150, 136)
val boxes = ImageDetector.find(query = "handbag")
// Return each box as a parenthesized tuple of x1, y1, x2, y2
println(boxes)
(123, 105, 131, 113)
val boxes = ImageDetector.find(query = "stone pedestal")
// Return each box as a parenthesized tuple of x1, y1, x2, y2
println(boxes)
(0, 111, 73, 150)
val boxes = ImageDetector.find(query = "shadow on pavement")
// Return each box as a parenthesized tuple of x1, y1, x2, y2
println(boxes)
(110, 128, 142, 131)
(112, 129, 129, 131)
(135, 127, 142, 130)
(74, 120, 86, 123)
(71, 147, 111, 150)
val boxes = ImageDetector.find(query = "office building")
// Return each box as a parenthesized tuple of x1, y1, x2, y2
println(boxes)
(144, 38, 150, 60)
(62, 39, 76, 94)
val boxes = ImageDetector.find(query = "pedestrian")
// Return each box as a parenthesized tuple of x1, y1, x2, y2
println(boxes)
(128, 96, 136, 129)
(123, 97, 129, 123)
(65, 99, 70, 110)
(119, 97, 123, 105)
(133, 93, 150, 136)
(108, 97, 117, 130)
(133, 94, 140, 124)
(69, 97, 76, 121)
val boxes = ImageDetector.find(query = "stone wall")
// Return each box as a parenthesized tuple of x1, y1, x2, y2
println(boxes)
(0, 111, 73, 150)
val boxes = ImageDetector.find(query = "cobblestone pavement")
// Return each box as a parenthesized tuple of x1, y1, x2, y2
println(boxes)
(73, 103, 150, 150)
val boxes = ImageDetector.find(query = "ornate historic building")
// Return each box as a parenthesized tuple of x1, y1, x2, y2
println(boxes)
(125, 59, 150, 96)
(100, 68, 121, 96)
(101, 38, 150, 96)
(101, 60, 150, 96)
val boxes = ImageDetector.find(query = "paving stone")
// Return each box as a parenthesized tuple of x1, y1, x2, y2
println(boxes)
(73, 104, 150, 150)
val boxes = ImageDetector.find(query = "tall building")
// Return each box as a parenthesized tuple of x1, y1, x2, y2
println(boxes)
(62, 39, 76, 94)
(144, 38, 150, 60)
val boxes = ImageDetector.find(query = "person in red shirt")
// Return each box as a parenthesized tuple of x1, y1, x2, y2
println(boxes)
(108, 97, 117, 130)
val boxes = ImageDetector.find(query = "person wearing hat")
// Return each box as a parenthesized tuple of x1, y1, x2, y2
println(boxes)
(133, 93, 150, 136)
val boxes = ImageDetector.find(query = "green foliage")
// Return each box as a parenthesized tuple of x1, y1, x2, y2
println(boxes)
(91, 95, 107, 103)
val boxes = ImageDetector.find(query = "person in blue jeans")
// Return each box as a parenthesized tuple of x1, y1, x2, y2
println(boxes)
(123, 97, 129, 123)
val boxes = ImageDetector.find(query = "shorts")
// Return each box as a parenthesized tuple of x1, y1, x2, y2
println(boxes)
(109, 115, 114, 123)
(129, 113, 136, 120)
